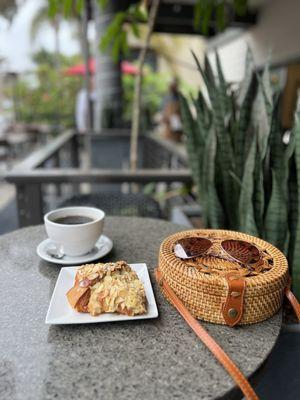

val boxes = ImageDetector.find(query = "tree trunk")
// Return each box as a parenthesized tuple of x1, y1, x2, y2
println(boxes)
(53, 15, 61, 130)
(82, 0, 93, 133)
(53, 15, 60, 70)
(82, 0, 92, 166)
(93, 0, 123, 132)
(130, 0, 161, 171)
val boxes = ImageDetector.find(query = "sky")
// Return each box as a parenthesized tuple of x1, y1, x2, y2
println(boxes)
(0, 0, 81, 72)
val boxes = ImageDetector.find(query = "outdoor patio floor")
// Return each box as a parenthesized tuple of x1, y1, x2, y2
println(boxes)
(256, 329, 300, 399)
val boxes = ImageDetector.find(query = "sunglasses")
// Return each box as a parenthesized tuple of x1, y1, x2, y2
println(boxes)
(174, 237, 261, 266)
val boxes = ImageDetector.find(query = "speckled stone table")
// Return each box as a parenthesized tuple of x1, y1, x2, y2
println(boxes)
(0, 217, 282, 400)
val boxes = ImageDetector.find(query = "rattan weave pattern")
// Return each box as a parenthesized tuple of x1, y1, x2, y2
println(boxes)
(158, 229, 289, 325)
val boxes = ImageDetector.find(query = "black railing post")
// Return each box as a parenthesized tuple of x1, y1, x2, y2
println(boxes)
(70, 134, 80, 168)
(70, 134, 80, 195)
(53, 152, 62, 197)
(16, 183, 43, 227)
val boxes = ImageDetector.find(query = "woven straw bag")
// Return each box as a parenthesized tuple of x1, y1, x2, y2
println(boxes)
(155, 229, 300, 400)
(158, 229, 289, 325)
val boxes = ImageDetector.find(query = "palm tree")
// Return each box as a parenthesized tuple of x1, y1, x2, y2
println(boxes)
(30, 3, 61, 70)
(31, 2, 65, 129)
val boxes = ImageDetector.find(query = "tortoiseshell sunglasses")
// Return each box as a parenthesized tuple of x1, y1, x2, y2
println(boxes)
(174, 237, 261, 265)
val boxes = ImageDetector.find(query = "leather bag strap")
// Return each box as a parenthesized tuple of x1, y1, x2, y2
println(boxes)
(285, 281, 300, 322)
(155, 268, 259, 400)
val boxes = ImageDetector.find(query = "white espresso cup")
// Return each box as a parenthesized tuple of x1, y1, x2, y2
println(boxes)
(44, 207, 105, 257)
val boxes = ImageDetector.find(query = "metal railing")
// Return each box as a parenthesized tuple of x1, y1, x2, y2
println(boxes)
(6, 130, 192, 227)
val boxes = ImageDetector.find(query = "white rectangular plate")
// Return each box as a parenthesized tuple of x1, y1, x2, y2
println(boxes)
(45, 263, 158, 325)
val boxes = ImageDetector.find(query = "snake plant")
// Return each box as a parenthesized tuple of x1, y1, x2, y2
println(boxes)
(180, 50, 300, 296)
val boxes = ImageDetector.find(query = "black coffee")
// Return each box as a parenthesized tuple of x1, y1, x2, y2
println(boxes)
(53, 215, 94, 225)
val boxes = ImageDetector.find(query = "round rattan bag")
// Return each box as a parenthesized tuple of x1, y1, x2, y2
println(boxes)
(158, 229, 289, 325)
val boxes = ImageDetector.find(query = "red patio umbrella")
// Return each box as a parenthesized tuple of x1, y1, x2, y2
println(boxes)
(64, 59, 138, 76)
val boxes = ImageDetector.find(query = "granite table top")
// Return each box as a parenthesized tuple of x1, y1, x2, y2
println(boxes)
(0, 217, 282, 400)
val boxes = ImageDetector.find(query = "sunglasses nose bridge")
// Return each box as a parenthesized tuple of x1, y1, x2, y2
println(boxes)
(205, 242, 225, 257)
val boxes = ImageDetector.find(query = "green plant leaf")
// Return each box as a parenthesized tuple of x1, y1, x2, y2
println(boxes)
(268, 95, 289, 188)
(48, 0, 59, 18)
(179, 94, 202, 183)
(193, 0, 202, 30)
(98, 0, 108, 8)
(216, 2, 226, 31)
(288, 154, 297, 266)
(234, 0, 247, 16)
(252, 79, 271, 160)
(191, 50, 212, 91)
(63, 0, 73, 17)
(290, 103, 300, 295)
(215, 51, 231, 115)
(192, 94, 210, 143)
(204, 54, 216, 88)
(237, 46, 255, 106)
(202, 128, 225, 228)
(234, 73, 257, 180)
(238, 132, 258, 236)
(264, 169, 288, 250)
(258, 51, 273, 116)
(76, 0, 84, 14)
(286, 129, 296, 261)
(99, 11, 127, 60)
(229, 170, 242, 188)
(130, 3, 148, 22)
(131, 22, 140, 37)
(263, 94, 282, 208)
(201, 2, 213, 35)
(253, 148, 265, 235)
(196, 54, 236, 226)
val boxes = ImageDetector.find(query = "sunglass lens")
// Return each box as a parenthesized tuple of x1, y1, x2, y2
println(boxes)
(221, 240, 260, 264)
(174, 237, 212, 259)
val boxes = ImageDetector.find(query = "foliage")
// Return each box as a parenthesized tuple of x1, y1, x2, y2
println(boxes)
(4, 48, 167, 129)
(47, 0, 249, 62)
(32, 49, 80, 68)
(4, 51, 81, 128)
(99, 2, 148, 63)
(193, 0, 248, 35)
(47, 0, 148, 62)
(48, 0, 82, 18)
(180, 50, 300, 295)
(99, 0, 249, 61)
(122, 68, 168, 124)
(31, 3, 54, 42)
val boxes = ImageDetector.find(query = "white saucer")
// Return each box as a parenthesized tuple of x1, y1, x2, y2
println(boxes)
(37, 235, 113, 265)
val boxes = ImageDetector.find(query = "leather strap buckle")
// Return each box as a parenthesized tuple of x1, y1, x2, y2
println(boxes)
(222, 272, 246, 327)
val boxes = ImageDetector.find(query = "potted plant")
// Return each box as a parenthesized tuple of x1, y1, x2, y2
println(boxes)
(180, 49, 300, 297)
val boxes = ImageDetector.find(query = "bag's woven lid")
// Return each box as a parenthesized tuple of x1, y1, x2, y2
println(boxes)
(158, 229, 289, 325)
